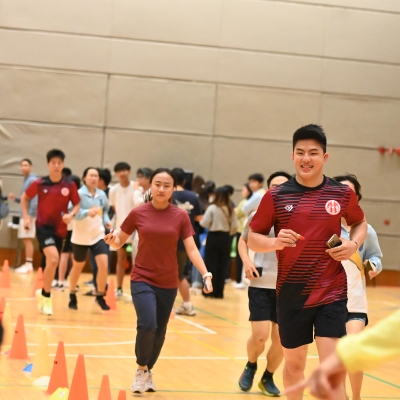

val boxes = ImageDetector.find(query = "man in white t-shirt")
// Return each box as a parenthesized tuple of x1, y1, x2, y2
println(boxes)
(241, 173, 266, 216)
(237, 171, 291, 396)
(109, 162, 135, 298)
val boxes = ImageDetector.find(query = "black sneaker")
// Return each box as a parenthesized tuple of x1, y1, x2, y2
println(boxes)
(258, 374, 280, 397)
(68, 293, 78, 310)
(238, 366, 256, 392)
(96, 296, 111, 311)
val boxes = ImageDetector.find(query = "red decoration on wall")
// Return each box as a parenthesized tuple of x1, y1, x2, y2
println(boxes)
(378, 147, 386, 154)
(384, 219, 390, 226)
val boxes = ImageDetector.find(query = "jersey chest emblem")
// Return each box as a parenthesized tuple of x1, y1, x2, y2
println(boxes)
(285, 205, 293, 212)
(61, 187, 70, 196)
(325, 200, 341, 215)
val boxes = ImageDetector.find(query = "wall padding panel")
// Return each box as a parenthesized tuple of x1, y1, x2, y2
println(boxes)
(112, 0, 222, 46)
(215, 85, 320, 139)
(107, 77, 215, 134)
(220, 0, 326, 56)
(104, 130, 213, 179)
(320, 95, 400, 147)
(0, 122, 104, 176)
(0, 67, 108, 126)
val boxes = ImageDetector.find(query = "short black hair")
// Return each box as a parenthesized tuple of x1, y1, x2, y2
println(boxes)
(267, 171, 292, 188)
(333, 174, 362, 201)
(70, 174, 81, 190)
(46, 149, 65, 163)
(248, 173, 264, 183)
(98, 168, 112, 186)
(136, 167, 153, 179)
(114, 162, 131, 172)
(21, 158, 32, 165)
(293, 124, 327, 153)
(224, 185, 235, 196)
(171, 168, 185, 186)
(62, 167, 72, 177)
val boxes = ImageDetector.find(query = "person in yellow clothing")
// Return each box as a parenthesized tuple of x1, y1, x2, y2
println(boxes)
(234, 183, 252, 289)
(286, 308, 400, 399)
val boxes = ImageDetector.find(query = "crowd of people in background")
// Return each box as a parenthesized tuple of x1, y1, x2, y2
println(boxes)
(0, 123, 390, 398)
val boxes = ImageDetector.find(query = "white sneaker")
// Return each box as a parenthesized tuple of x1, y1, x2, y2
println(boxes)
(51, 279, 59, 288)
(36, 289, 53, 315)
(62, 279, 70, 288)
(130, 369, 149, 394)
(175, 305, 196, 316)
(145, 371, 156, 392)
(15, 264, 33, 274)
(233, 282, 246, 289)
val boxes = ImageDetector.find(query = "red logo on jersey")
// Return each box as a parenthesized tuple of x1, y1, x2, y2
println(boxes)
(325, 200, 341, 215)
(61, 188, 70, 196)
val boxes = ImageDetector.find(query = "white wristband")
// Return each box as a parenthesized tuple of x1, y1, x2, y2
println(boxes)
(202, 272, 212, 279)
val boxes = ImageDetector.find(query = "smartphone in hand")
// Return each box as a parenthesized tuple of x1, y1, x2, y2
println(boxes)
(252, 266, 263, 278)
(326, 234, 342, 249)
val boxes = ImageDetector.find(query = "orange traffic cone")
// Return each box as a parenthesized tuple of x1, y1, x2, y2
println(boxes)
(68, 354, 89, 400)
(0, 260, 11, 288)
(117, 390, 127, 400)
(105, 279, 117, 310)
(2, 302, 13, 346)
(31, 328, 51, 378)
(97, 375, 112, 400)
(0, 297, 5, 321)
(31, 267, 44, 297)
(47, 342, 69, 395)
(8, 314, 29, 359)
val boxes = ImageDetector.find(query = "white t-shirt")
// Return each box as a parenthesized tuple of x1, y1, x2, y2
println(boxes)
(242, 212, 277, 289)
(109, 182, 135, 229)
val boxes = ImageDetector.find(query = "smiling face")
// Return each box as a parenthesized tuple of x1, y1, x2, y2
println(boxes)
(151, 172, 175, 205)
(292, 139, 328, 187)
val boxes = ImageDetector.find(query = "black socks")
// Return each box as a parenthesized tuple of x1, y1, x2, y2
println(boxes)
(246, 361, 257, 371)
(41, 289, 51, 298)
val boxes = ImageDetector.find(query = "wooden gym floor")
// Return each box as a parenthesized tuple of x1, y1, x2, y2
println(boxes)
(1, 272, 399, 400)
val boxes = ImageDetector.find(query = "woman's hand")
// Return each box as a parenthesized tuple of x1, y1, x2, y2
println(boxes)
(244, 260, 258, 280)
(203, 276, 213, 294)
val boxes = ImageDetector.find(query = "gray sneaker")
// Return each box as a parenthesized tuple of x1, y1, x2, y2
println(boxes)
(174, 304, 196, 316)
(145, 371, 156, 392)
(130, 369, 149, 394)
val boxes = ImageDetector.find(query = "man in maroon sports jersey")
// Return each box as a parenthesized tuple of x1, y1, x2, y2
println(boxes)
(21, 149, 80, 316)
(248, 125, 367, 400)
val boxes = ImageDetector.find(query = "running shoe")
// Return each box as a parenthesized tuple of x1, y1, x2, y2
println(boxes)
(145, 371, 156, 392)
(233, 282, 246, 289)
(238, 366, 256, 392)
(130, 369, 149, 394)
(175, 304, 196, 316)
(96, 296, 111, 311)
(258, 375, 280, 397)
(68, 293, 78, 310)
(36, 289, 53, 315)
(116, 288, 123, 300)
(15, 264, 33, 274)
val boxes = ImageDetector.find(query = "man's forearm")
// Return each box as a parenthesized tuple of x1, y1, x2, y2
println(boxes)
(248, 230, 278, 253)
(349, 219, 368, 249)
(20, 193, 29, 218)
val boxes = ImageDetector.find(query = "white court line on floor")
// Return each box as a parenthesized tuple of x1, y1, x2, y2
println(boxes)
(25, 323, 136, 331)
(11, 354, 319, 359)
(174, 315, 217, 334)
(26, 341, 136, 347)
(369, 300, 400, 307)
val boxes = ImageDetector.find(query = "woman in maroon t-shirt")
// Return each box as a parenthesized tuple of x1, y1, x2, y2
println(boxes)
(104, 168, 213, 394)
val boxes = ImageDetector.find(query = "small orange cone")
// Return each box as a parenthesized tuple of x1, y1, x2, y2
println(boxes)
(8, 314, 29, 359)
(31, 328, 51, 378)
(68, 354, 89, 400)
(105, 279, 117, 310)
(117, 390, 127, 400)
(31, 267, 44, 297)
(0, 260, 11, 289)
(97, 375, 112, 400)
(2, 302, 13, 346)
(0, 297, 5, 321)
(47, 342, 69, 395)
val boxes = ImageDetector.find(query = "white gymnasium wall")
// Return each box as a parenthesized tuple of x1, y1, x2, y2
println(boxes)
(0, 0, 399, 270)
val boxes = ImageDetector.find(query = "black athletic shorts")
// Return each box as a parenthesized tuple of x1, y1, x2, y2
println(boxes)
(72, 239, 109, 262)
(346, 312, 368, 327)
(248, 287, 278, 323)
(177, 250, 189, 281)
(62, 230, 73, 253)
(277, 300, 348, 349)
(36, 225, 65, 254)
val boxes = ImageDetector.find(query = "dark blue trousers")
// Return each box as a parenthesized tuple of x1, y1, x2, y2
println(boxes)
(131, 281, 177, 370)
